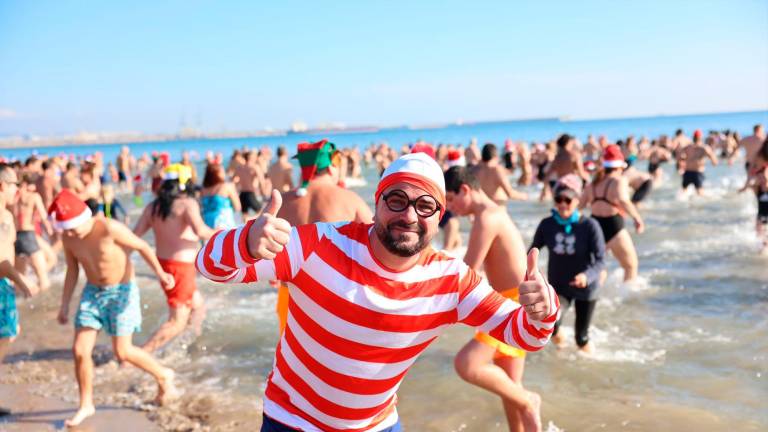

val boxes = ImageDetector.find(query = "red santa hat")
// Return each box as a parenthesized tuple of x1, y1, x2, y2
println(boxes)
(445, 149, 466, 168)
(410, 142, 436, 160)
(375, 152, 446, 214)
(602, 144, 627, 169)
(48, 189, 92, 230)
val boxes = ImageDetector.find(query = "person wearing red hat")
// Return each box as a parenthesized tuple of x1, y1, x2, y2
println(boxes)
(49, 189, 179, 426)
(678, 129, 719, 195)
(196, 152, 559, 432)
(581, 144, 645, 282)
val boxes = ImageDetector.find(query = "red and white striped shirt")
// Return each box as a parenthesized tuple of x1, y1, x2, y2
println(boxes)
(196, 220, 559, 432)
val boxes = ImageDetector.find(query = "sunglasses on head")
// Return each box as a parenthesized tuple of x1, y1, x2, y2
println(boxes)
(382, 189, 441, 218)
(554, 195, 572, 204)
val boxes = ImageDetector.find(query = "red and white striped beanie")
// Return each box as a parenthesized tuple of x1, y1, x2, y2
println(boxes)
(375, 152, 446, 213)
(48, 189, 92, 230)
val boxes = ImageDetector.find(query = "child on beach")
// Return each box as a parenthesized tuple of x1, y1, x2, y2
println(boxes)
(444, 166, 542, 432)
(51, 189, 178, 427)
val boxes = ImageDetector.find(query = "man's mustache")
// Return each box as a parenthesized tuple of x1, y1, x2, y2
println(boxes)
(387, 221, 425, 235)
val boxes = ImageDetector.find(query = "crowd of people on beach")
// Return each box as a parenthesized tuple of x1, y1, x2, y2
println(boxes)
(0, 123, 766, 431)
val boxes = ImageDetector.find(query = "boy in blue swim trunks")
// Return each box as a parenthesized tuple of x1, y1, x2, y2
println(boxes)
(0, 165, 37, 416)
(49, 189, 178, 427)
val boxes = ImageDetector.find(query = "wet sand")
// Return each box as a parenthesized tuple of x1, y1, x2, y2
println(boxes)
(0, 272, 264, 432)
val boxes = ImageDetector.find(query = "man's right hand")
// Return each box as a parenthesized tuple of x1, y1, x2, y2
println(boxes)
(57, 305, 69, 325)
(247, 189, 292, 260)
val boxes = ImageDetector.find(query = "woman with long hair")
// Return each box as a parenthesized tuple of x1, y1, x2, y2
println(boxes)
(581, 144, 645, 282)
(200, 162, 240, 230)
(133, 164, 215, 352)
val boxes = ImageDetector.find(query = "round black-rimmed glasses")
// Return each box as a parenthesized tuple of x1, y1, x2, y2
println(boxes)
(382, 189, 441, 218)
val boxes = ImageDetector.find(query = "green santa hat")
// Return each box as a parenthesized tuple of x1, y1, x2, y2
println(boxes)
(293, 139, 337, 196)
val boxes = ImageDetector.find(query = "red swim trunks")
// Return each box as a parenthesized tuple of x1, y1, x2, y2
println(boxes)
(158, 258, 197, 308)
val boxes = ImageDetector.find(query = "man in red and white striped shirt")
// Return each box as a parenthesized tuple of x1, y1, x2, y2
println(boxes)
(197, 152, 559, 432)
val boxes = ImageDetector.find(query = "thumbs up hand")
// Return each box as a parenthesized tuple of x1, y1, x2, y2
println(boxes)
(247, 190, 292, 260)
(518, 248, 554, 321)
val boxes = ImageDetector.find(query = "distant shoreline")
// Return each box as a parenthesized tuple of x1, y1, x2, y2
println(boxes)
(1, 109, 765, 151)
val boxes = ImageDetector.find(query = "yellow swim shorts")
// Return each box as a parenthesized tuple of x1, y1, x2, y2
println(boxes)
(474, 287, 526, 359)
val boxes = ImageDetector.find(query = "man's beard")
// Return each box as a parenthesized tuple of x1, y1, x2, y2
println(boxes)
(374, 220, 430, 257)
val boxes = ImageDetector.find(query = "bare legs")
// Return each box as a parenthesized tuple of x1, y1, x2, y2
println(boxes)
(455, 340, 541, 432)
(142, 292, 206, 353)
(65, 328, 177, 427)
(607, 230, 638, 282)
(66, 328, 98, 427)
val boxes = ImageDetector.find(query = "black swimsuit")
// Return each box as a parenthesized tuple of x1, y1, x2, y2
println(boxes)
(591, 178, 625, 243)
(758, 186, 768, 225)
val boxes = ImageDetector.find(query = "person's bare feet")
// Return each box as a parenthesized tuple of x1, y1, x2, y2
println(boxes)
(551, 333, 564, 349)
(65, 404, 95, 427)
(579, 342, 594, 355)
(155, 368, 179, 406)
(521, 390, 542, 432)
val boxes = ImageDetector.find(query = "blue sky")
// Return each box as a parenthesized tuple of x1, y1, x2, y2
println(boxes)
(1, 1, 766, 136)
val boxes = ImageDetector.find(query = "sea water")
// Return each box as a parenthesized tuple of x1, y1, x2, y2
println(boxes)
(5, 110, 768, 430)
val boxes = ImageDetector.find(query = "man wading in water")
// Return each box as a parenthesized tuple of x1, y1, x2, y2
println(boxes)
(197, 152, 559, 432)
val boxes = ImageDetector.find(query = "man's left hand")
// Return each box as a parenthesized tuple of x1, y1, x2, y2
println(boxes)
(518, 248, 553, 321)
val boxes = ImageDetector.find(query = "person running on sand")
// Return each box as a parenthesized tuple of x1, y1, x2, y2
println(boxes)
(13, 175, 55, 292)
(581, 145, 644, 282)
(678, 129, 718, 195)
(268, 146, 295, 193)
(473, 143, 528, 205)
(134, 164, 215, 353)
(444, 166, 541, 432)
(0, 166, 37, 369)
(51, 190, 178, 427)
(200, 162, 240, 230)
(531, 175, 606, 353)
(196, 152, 559, 432)
(273, 139, 372, 333)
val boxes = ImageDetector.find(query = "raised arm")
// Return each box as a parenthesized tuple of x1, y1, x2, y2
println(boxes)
(457, 249, 559, 353)
(195, 190, 299, 285)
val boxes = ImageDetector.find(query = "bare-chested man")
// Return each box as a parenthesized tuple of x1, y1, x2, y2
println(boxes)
(234, 151, 269, 220)
(14, 175, 55, 291)
(134, 164, 215, 352)
(645, 137, 672, 183)
(51, 190, 178, 426)
(61, 161, 85, 195)
(739, 124, 765, 174)
(473, 143, 528, 205)
(445, 166, 540, 432)
(36, 160, 60, 209)
(116, 146, 133, 190)
(267, 146, 295, 193)
(273, 139, 373, 333)
(0, 166, 37, 369)
(465, 138, 481, 166)
(679, 130, 718, 195)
